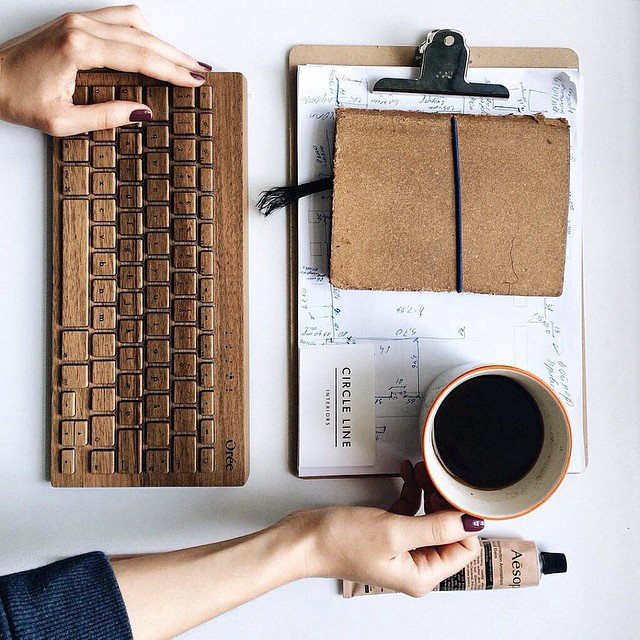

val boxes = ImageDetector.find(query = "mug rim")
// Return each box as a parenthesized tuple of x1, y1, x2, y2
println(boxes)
(420, 364, 572, 520)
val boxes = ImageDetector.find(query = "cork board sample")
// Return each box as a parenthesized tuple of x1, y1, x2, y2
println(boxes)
(330, 108, 570, 296)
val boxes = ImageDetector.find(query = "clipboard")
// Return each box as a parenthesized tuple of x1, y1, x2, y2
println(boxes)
(286, 34, 586, 477)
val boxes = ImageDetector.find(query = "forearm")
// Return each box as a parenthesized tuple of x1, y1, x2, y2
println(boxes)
(110, 515, 312, 640)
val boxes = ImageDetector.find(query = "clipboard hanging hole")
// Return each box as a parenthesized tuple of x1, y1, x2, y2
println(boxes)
(444, 35, 455, 46)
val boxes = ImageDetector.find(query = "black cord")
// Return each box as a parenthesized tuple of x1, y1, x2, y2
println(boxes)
(451, 115, 463, 293)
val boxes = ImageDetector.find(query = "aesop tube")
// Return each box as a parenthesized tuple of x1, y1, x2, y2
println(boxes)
(343, 538, 567, 597)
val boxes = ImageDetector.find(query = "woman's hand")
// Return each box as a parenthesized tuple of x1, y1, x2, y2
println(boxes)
(0, 5, 209, 136)
(292, 461, 483, 596)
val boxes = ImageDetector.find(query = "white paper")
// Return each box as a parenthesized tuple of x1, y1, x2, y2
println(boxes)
(297, 64, 585, 476)
(299, 344, 376, 469)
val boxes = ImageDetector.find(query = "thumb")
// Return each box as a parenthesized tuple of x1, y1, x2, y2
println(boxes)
(48, 101, 152, 136)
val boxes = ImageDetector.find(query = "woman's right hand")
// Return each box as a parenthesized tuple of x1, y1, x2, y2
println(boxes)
(0, 5, 210, 136)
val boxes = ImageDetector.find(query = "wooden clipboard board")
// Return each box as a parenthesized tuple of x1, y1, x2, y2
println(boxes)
(286, 42, 587, 477)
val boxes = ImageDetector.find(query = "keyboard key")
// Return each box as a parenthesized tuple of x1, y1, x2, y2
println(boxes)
(199, 113, 212, 137)
(148, 231, 170, 255)
(174, 353, 196, 377)
(173, 165, 196, 188)
(91, 145, 115, 168)
(92, 253, 116, 276)
(147, 285, 170, 309)
(147, 367, 169, 391)
(200, 419, 215, 444)
(174, 380, 196, 404)
(61, 391, 76, 417)
(200, 362, 214, 388)
(174, 191, 197, 215)
(200, 167, 214, 192)
(145, 86, 169, 120)
(173, 435, 196, 472)
(118, 429, 142, 474)
(145, 394, 170, 419)
(92, 333, 116, 357)
(200, 447, 215, 472)
(118, 238, 143, 262)
(91, 360, 116, 385)
(61, 199, 89, 326)
(200, 251, 214, 275)
(118, 346, 143, 370)
(119, 184, 143, 208)
(200, 223, 214, 247)
(147, 125, 169, 148)
(92, 306, 116, 330)
(200, 278, 214, 303)
(173, 112, 196, 134)
(118, 373, 142, 399)
(172, 86, 195, 107)
(174, 408, 197, 432)
(92, 388, 116, 413)
(200, 334, 214, 359)
(92, 225, 116, 249)
(60, 364, 88, 389)
(119, 401, 142, 426)
(174, 272, 197, 296)
(173, 138, 196, 161)
(200, 306, 214, 331)
(91, 450, 115, 473)
(173, 218, 196, 242)
(146, 152, 169, 176)
(173, 325, 196, 350)
(199, 85, 212, 109)
(73, 420, 88, 446)
(61, 330, 88, 361)
(91, 86, 115, 103)
(118, 131, 142, 155)
(173, 298, 196, 322)
(147, 339, 170, 363)
(92, 172, 116, 195)
(173, 245, 196, 268)
(118, 265, 143, 289)
(92, 418, 117, 445)
(199, 140, 213, 164)
(119, 211, 143, 235)
(62, 165, 89, 195)
(118, 319, 143, 343)
(118, 85, 142, 102)
(146, 449, 169, 473)
(147, 205, 170, 228)
(146, 313, 170, 337)
(146, 179, 169, 202)
(92, 279, 116, 303)
(92, 198, 116, 222)
(62, 138, 89, 162)
(200, 391, 215, 416)
(200, 195, 213, 219)
(72, 85, 88, 105)
(92, 128, 116, 142)
(60, 421, 75, 446)
(146, 259, 170, 282)
(146, 422, 170, 447)
(60, 449, 76, 474)
(118, 292, 143, 316)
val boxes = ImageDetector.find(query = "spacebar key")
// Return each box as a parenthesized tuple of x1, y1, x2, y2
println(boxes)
(61, 199, 89, 326)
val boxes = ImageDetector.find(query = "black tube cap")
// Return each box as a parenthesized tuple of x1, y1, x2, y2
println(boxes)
(540, 552, 567, 575)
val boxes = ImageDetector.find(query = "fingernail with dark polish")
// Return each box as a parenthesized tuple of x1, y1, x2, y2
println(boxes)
(129, 109, 152, 122)
(198, 61, 212, 71)
(191, 72, 206, 82)
(462, 514, 485, 532)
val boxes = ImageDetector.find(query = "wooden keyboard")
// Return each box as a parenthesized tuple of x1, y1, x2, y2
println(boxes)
(51, 72, 248, 487)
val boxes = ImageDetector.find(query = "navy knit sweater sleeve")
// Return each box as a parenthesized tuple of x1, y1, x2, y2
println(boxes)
(0, 552, 133, 640)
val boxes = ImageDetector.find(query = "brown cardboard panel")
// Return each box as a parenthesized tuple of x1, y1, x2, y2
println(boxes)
(330, 108, 570, 296)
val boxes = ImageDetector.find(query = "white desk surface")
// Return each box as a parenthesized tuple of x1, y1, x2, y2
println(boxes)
(0, 1, 638, 638)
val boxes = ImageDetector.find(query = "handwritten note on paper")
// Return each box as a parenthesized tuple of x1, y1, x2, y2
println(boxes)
(297, 65, 585, 475)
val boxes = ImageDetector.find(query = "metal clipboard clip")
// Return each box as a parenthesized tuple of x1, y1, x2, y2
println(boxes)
(373, 29, 509, 99)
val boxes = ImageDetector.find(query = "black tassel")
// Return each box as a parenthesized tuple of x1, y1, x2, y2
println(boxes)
(256, 177, 333, 215)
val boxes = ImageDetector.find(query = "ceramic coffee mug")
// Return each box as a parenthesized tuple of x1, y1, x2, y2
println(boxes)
(420, 364, 571, 520)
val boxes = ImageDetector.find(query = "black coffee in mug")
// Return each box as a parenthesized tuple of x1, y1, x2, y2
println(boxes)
(433, 375, 544, 490)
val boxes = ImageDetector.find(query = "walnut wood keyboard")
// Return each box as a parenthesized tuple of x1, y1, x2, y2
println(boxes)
(51, 72, 248, 487)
